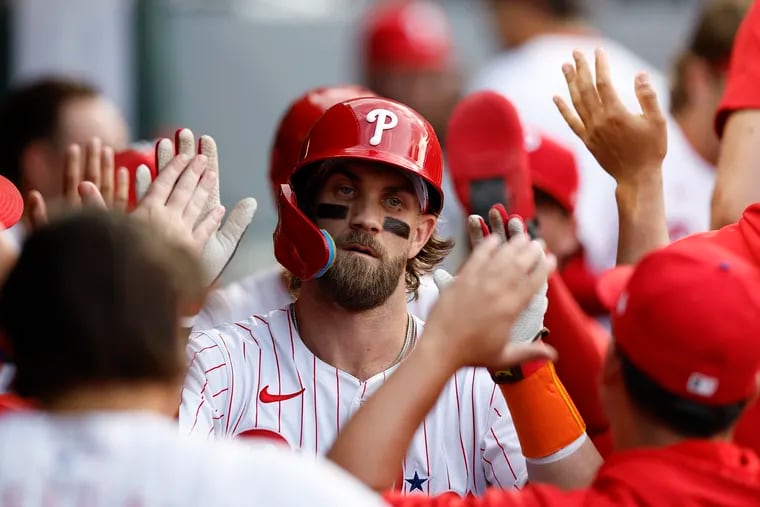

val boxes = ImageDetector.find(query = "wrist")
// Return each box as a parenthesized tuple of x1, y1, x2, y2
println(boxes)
(614, 168, 664, 203)
(415, 322, 466, 375)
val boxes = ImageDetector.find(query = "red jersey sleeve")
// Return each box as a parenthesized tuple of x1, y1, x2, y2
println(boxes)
(716, 0, 760, 137)
(383, 486, 589, 507)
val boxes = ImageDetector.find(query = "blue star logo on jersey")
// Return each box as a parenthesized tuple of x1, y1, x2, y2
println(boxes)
(405, 471, 428, 492)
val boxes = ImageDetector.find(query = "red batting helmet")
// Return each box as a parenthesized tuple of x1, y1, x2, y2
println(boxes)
(362, 0, 454, 72)
(292, 96, 444, 213)
(268, 85, 376, 199)
(275, 96, 444, 281)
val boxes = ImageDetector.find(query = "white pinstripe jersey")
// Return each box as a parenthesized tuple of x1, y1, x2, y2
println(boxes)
(180, 306, 528, 497)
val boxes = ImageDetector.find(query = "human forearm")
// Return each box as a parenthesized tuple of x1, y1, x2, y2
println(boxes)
(711, 110, 760, 229)
(615, 170, 669, 265)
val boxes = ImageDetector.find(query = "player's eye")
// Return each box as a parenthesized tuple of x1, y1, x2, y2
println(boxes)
(385, 195, 404, 210)
(337, 185, 355, 198)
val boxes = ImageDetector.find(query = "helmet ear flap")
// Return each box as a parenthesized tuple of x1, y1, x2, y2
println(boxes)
(273, 185, 336, 281)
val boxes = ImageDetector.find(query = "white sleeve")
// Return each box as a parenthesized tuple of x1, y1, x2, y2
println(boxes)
(481, 382, 529, 489)
(179, 332, 232, 437)
(227, 446, 386, 507)
(194, 287, 236, 331)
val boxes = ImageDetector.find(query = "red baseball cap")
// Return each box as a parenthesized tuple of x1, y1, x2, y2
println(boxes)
(0, 175, 23, 229)
(525, 130, 579, 214)
(603, 241, 760, 406)
(361, 0, 454, 72)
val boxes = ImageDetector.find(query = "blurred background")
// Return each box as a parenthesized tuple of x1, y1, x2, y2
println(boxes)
(5, 0, 702, 282)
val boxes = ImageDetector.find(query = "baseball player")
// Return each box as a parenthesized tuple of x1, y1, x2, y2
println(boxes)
(180, 96, 599, 495)
(712, 0, 760, 227)
(0, 209, 382, 506)
(468, 0, 744, 274)
(335, 236, 760, 506)
(359, 0, 468, 271)
(329, 53, 760, 505)
(194, 86, 443, 329)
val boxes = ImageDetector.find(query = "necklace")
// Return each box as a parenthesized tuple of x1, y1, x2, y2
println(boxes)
(288, 304, 417, 371)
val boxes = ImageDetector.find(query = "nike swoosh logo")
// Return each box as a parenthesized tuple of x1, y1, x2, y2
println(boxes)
(259, 385, 305, 404)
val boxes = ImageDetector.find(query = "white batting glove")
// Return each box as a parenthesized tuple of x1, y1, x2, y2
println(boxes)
(505, 217, 548, 344)
(135, 130, 258, 286)
(434, 217, 548, 345)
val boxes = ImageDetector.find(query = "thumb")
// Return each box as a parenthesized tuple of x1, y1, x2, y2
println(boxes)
(490, 342, 557, 370)
(433, 268, 455, 292)
(218, 197, 257, 243)
(634, 72, 664, 123)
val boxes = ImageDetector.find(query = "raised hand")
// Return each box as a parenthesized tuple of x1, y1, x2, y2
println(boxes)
(553, 48, 667, 187)
(427, 232, 556, 371)
(27, 137, 130, 230)
(451, 205, 549, 347)
(136, 129, 257, 285)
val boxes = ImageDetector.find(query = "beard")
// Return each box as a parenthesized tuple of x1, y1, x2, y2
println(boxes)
(317, 231, 407, 312)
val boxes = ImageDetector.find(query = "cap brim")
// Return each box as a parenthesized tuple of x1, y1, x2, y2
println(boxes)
(596, 265, 634, 311)
(0, 175, 23, 229)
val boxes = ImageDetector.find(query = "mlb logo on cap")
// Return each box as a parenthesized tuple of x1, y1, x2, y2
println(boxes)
(686, 373, 719, 398)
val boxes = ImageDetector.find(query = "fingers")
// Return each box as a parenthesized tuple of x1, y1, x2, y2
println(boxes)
(63, 145, 82, 206)
(27, 190, 48, 230)
(78, 181, 107, 208)
(165, 155, 208, 212)
(198, 135, 218, 175)
(156, 138, 174, 173)
(141, 154, 193, 206)
(192, 206, 225, 253)
(594, 48, 623, 110)
(459, 234, 501, 279)
(84, 137, 102, 187)
(215, 197, 257, 244)
(507, 216, 526, 238)
(562, 61, 591, 128)
(176, 128, 196, 159)
(573, 50, 602, 121)
(114, 167, 129, 212)
(134, 164, 152, 203)
(635, 72, 665, 126)
(553, 95, 586, 140)
(182, 169, 217, 225)
(467, 215, 488, 247)
(493, 342, 558, 369)
(100, 146, 115, 207)
(198, 134, 221, 213)
(488, 205, 508, 243)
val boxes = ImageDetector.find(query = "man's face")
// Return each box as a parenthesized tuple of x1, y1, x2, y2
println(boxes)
(27, 96, 129, 200)
(312, 161, 436, 311)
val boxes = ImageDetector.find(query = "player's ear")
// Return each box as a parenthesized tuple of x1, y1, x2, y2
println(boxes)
(408, 214, 436, 259)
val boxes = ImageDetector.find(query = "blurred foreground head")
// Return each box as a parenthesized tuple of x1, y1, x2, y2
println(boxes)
(0, 210, 204, 407)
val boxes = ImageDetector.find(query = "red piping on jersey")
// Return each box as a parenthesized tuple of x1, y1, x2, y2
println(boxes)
(453, 371, 471, 485)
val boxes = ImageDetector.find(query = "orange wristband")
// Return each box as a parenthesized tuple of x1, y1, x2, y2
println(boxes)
(498, 361, 585, 459)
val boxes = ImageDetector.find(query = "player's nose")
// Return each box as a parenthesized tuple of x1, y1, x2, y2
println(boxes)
(349, 198, 383, 234)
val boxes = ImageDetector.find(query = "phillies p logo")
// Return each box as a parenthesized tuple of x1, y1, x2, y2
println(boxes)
(367, 109, 399, 146)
